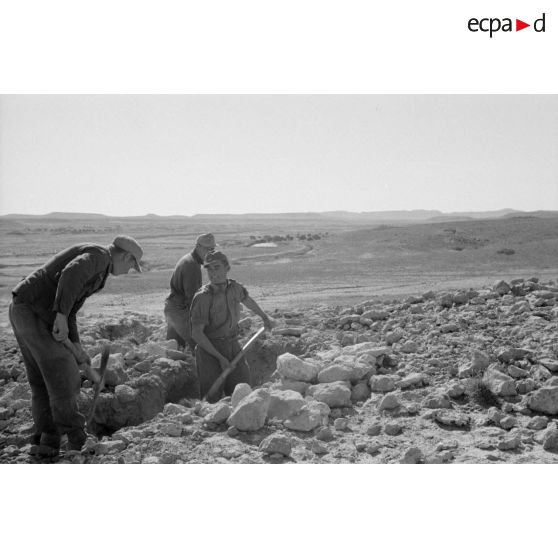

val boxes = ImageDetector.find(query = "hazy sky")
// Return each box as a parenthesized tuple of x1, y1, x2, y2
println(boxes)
(0, 95, 556, 216)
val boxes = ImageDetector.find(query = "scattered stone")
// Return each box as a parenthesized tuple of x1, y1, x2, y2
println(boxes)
(159, 422, 183, 437)
(231, 383, 252, 408)
(497, 434, 521, 451)
(334, 417, 350, 431)
(532, 364, 552, 382)
(401, 341, 419, 354)
(361, 309, 389, 321)
(507, 365, 528, 379)
(497, 348, 533, 364)
(284, 401, 328, 432)
(434, 410, 470, 427)
(499, 416, 518, 430)
(259, 433, 292, 457)
(527, 387, 558, 415)
(267, 390, 306, 421)
(471, 351, 490, 372)
(517, 379, 537, 395)
(311, 440, 329, 455)
(307, 382, 352, 407)
(422, 393, 452, 409)
(351, 382, 371, 403)
(385, 422, 403, 436)
(400, 447, 423, 464)
(447, 383, 466, 398)
(378, 393, 401, 411)
(366, 443, 381, 455)
(204, 402, 232, 425)
(527, 416, 549, 430)
(318, 363, 367, 384)
(276, 379, 311, 395)
(276, 353, 319, 382)
(493, 280, 511, 295)
(93, 440, 127, 455)
(539, 359, 558, 373)
(369, 375, 398, 393)
(163, 403, 187, 416)
(114, 384, 137, 404)
(399, 373, 425, 390)
(366, 423, 382, 436)
(227, 389, 271, 431)
(316, 426, 335, 442)
(385, 329, 404, 345)
(483, 366, 517, 397)
(542, 428, 558, 452)
(134, 359, 152, 373)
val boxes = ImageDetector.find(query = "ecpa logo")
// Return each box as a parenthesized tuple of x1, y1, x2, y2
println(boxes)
(468, 13, 546, 37)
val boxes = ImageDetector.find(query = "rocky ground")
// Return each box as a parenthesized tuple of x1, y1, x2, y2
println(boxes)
(1, 276, 558, 464)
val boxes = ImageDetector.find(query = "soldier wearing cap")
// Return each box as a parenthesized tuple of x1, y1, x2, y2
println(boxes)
(8, 235, 143, 458)
(164, 233, 216, 352)
(190, 250, 274, 402)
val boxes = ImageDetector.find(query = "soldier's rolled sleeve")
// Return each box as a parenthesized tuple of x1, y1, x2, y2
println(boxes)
(52, 254, 99, 315)
(236, 283, 248, 302)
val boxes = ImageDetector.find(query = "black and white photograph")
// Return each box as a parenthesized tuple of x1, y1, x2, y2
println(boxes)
(1, 94, 557, 465)
(0, 1, 557, 556)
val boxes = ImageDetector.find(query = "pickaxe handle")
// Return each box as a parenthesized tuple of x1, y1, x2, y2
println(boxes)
(204, 327, 266, 402)
(86, 345, 110, 426)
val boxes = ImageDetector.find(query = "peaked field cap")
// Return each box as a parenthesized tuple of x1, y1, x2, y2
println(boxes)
(203, 250, 229, 267)
(113, 235, 143, 272)
(196, 233, 216, 249)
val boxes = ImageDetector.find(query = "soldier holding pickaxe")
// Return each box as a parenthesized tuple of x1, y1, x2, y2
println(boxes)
(9, 235, 143, 458)
(190, 250, 274, 403)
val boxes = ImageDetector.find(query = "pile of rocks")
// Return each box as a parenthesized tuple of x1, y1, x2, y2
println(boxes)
(1, 277, 558, 464)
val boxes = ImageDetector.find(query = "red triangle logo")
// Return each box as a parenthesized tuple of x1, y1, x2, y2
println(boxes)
(516, 19, 530, 31)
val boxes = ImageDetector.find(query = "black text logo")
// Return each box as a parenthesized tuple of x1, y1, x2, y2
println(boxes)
(468, 13, 546, 37)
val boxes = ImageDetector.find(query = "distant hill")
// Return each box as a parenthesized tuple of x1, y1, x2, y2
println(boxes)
(3, 208, 555, 224)
(2, 212, 108, 220)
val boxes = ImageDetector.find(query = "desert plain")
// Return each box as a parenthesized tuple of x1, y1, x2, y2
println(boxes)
(1, 209, 558, 464)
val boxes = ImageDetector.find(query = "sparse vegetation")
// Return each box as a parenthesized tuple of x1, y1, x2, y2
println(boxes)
(468, 378, 500, 408)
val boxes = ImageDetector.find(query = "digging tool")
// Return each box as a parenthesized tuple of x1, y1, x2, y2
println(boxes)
(62, 338, 101, 384)
(85, 344, 110, 426)
(62, 339, 110, 426)
(204, 326, 266, 402)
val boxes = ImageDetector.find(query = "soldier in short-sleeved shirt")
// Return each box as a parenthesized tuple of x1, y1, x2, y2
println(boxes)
(190, 251, 273, 402)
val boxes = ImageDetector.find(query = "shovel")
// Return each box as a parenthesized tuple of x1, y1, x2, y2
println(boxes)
(204, 327, 266, 402)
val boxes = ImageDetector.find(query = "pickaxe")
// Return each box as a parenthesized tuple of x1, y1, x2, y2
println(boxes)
(62, 339, 110, 428)
(204, 327, 266, 402)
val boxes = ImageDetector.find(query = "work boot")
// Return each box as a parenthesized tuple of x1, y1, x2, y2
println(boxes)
(29, 444, 60, 458)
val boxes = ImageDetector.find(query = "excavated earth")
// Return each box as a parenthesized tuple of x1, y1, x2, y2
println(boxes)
(1, 276, 558, 464)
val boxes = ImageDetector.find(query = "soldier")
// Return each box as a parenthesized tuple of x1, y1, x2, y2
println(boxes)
(190, 250, 274, 402)
(9, 235, 143, 458)
(164, 233, 216, 352)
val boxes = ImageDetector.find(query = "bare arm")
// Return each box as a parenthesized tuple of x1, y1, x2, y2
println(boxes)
(242, 296, 274, 330)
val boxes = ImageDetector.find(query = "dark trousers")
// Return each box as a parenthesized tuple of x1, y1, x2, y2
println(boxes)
(164, 300, 195, 353)
(196, 338, 251, 403)
(8, 301, 86, 450)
